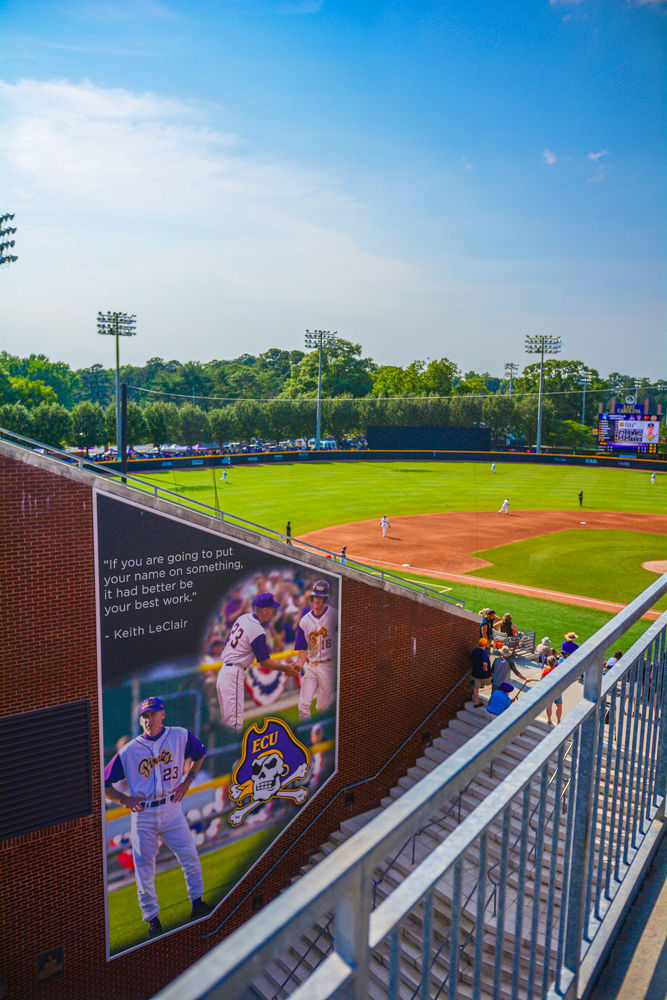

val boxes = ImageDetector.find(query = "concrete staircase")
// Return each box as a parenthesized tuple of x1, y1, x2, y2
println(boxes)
(249, 699, 575, 1000)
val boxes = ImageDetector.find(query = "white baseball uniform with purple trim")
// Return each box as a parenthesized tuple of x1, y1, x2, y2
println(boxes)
(105, 727, 206, 922)
(216, 612, 273, 732)
(295, 605, 337, 720)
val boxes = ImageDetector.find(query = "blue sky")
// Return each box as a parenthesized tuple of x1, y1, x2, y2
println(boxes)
(1, 0, 665, 377)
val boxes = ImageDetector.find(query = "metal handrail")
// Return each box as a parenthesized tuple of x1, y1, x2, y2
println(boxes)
(0, 427, 465, 609)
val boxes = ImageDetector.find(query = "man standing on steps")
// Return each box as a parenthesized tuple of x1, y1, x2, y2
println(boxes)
(285, 520, 292, 545)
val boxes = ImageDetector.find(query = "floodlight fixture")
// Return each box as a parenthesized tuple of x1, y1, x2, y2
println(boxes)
(0, 212, 18, 267)
(97, 311, 137, 451)
(524, 334, 562, 453)
(305, 329, 338, 450)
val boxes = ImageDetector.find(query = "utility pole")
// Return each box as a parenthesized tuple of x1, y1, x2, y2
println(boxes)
(304, 330, 337, 450)
(97, 312, 137, 453)
(525, 335, 562, 454)
(504, 362, 519, 397)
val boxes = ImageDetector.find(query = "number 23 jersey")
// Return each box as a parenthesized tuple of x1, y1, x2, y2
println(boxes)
(106, 727, 205, 801)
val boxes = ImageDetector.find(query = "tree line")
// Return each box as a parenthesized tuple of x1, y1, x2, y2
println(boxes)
(0, 346, 664, 452)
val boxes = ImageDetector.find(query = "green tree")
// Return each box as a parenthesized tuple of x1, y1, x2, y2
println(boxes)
(144, 401, 178, 449)
(513, 395, 557, 445)
(450, 394, 484, 427)
(281, 339, 375, 398)
(11, 376, 58, 407)
(103, 402, 149, 447)
(0, 402, 32, 436)
(75, 364, 114, 406)
(453, 371, 488, 396)
(71, 401, 106, 453)
(0, 352, 75, 407)
(482, 396, 515, 443)
(30, 403, 72, 448)
(209, 407, 235, 447)
(126, 403, 149, 447)
(229, 400, 267, 441)
(421, 358, 458, 396)
(321, 397, 360, 439)
(0, 367, 17, 405)
(177, 404, 211, 446)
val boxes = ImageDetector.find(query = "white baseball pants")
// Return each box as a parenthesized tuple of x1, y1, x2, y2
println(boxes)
(131, 801, 204, 921)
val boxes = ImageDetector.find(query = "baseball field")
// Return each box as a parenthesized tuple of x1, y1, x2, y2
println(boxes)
(140, 459, 666, 653)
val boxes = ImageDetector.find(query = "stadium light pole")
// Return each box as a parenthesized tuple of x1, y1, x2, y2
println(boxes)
(97, 312, 137, 451)
(0, 213, 18, 267)
(525, 334, 562, 454)
(304, 329, 337, 450)
(504, 362, 519, 397)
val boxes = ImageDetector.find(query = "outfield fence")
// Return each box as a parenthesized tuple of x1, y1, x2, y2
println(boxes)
(151, 572, 667, 1000)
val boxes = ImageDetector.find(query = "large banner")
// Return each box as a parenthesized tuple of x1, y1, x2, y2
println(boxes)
(95, 491, 339, 958)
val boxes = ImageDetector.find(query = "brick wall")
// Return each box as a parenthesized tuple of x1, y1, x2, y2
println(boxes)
(0, 446, 477, 1000)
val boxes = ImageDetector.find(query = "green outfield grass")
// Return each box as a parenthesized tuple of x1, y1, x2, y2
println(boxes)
(109, 824, 279, 955)
(468, 529, 667, 611)
(141, 460, 662, 535)
(386, 567, 653, 657)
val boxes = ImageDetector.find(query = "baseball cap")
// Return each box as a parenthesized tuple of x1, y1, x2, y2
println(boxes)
(139, 696, 164, 715)
(541, 637, 551, 645)
(254, 591, 280, 609)
(500, 683, 514, 693)
(312, 580, 330, 599)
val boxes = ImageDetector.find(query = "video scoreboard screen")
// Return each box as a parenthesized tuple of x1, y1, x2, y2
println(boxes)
(597, 413, 661, 453)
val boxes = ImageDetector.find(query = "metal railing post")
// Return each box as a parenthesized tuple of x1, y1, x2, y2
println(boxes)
(333, 867, 371, 1000)
(562, 652, 605, 997)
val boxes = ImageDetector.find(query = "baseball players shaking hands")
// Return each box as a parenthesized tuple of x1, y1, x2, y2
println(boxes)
(216, 592, 299, 733)
(294, 580, 338, 720)
(104, 697, 212, 939)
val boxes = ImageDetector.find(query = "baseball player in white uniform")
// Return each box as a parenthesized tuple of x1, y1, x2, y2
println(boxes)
(499, 497, 510, 514)
(104, 696, 212, 939)
(295, 580, 338, 720)
(380, 515, 389, 537)
(216, 591, 298, 733)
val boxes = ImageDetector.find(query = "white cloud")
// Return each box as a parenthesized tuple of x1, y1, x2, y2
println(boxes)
(0, 78, 436, 365)
(588, 149, 609, 160)
(542, 149, 558, 165)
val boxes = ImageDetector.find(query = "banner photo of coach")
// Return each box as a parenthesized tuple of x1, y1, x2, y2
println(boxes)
(95, 492, 340, 959)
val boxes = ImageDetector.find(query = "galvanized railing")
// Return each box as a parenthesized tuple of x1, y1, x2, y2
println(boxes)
(152, 573, 666, 1000)
(0, 428, 464, 608)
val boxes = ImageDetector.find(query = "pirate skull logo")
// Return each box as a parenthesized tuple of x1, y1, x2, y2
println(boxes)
(228, 717, 311, 827)
(252, 751, 286, 800)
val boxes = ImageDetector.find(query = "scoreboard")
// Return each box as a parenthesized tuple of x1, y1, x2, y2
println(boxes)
(597, 412, 661, 454)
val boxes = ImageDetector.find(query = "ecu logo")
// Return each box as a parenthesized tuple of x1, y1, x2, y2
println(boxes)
(228, 718, 310, 826)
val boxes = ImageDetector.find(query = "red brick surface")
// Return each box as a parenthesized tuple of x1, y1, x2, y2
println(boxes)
(1, 451, 477, 1000)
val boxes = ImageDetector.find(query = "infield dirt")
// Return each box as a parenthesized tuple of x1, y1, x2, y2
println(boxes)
(299, 510, 667, 619)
